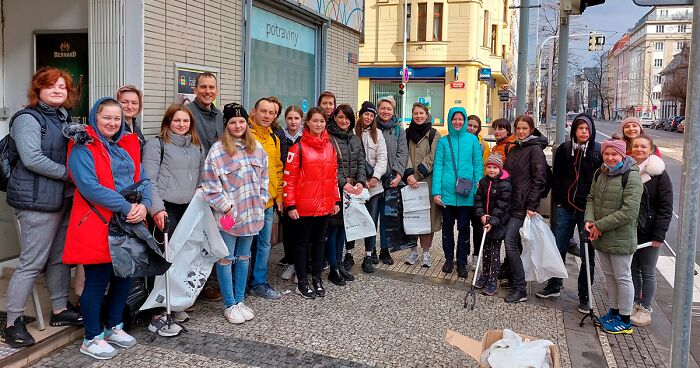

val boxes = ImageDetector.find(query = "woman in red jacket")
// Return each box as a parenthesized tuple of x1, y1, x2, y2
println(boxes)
(284, 107, 340, 299)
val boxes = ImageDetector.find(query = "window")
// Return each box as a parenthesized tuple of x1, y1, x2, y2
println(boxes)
(679, 24, 687, 32)
(652, 92, 661, 100)
(656, 25, 665, 33)
(491, 25, 498, 54)
(659, 9, 669, 18)
(433, 3, 443, 41)
(655, 42, 664, 50)
(677, 41, 686, 50)
(503, 0, 508, 24)
(418, 3, 427, 42)
(406, 5, 411, 41)
(654, 59, 663, 67)
(654, 75, 662, 84)
(483, 11, 490, 47)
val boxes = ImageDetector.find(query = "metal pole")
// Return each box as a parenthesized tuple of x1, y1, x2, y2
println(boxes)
(533, 2, 541, 124)
(671, 2, 700, 366)
(545, 42, 555, 129)
(516, 0, 530, 116)
(555, 9, 570, 145)
(401, 0, 408, 126)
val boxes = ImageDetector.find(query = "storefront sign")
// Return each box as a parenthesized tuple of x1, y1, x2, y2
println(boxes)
(450, 81, 465, 89)
(34, 32, 89, 124)
(174, 63, 219, 105)
(478, 68, 492, 80)
(498, 90, 510, 102)
(251, 7, 316, 55)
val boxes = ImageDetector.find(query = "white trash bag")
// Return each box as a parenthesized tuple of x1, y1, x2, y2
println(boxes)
(481, 329, 555, 368)
(140, 190, 229, 312)
(344, 188, 377, 242)
(401, 182, 431, 212)
(519, 213, 568, 283)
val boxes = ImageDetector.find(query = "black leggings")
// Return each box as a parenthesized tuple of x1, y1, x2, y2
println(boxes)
(293, 215, 330, 282)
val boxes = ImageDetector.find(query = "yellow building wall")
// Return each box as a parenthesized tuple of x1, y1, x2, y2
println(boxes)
(357, 78, 371, 110)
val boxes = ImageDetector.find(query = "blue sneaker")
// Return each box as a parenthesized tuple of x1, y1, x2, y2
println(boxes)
(252, 282, 281, 299)
(601, 315, 634, 335)
(595, 309, 615, 326)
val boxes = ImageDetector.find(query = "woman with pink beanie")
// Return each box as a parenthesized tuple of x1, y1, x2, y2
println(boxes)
(620, 117, 661, 156)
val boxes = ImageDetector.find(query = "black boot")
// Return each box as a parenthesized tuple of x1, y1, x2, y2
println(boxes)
(338, 264, 355, 281)
(1, 316, 36, 348)
(312, 277, 326, 297)
(370, 250, 380, 264)
(342, 253, 355, 269)
(442, 260, 454, 273)
(296, 279, 316, 299)
(362, 256, 375, 273)
(378, 249, 394, 265)
(328, 267, 346, 286)
(457, 264, 469, 278)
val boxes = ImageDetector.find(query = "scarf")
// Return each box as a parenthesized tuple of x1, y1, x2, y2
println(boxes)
(376, 115, 399, 131)
(637, 156, 652, 183)
(406, 120, 432, 144)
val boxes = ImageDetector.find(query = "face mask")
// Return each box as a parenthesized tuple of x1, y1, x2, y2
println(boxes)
(604, 161, 623, 171)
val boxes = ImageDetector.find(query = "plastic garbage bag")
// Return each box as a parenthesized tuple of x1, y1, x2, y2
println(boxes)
(383, 187, 418, 251)
(401, 182, 431, 212)
(140, 190, 228, 312)
(519, 214, 568, 283)
(344, 189, 377, 242)
(481, 329, 555, 368)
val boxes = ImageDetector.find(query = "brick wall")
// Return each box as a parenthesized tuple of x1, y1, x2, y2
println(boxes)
(325, 22, 360, 109)
(142, 0, 244, 135)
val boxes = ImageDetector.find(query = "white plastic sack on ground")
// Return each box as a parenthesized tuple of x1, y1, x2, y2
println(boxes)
(344, 189, 376, 242)
(401, 182, 431, 212)
(140, 190, 229, 312)
(403, 208, 431, 235)
(519, 213, 568, 283)
(480, 329, 555, 368)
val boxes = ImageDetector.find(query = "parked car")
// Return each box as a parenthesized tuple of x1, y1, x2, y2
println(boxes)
(670, 116, 685, 131)
(677, 119, 685, 134)
(640, 116, 654, 128)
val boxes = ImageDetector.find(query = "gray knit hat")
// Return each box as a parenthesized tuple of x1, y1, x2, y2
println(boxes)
(486, 153, 504, 170)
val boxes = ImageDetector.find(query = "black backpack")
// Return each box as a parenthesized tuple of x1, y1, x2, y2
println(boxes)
(0, 110, 47, 192)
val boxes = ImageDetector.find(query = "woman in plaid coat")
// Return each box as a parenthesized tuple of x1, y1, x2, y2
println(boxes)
(201, 103, 269, 325)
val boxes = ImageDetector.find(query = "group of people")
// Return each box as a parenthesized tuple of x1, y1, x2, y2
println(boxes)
(1, 66, 673, 360)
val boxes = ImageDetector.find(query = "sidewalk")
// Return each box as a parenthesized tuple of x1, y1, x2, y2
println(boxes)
(23, 234, 672, 368)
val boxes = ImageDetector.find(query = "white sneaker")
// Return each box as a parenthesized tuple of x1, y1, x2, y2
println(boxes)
(148, 313, 182, 337)
(631, 305, 652, 327)
(224, 305, 245, 324)
(422, 252, 432, 267)
(405, 250, 419, 265)
(104, 323, 137, 348)
(236, 302, 254, 321)
(281, 265, 296, 280)
(80, 332, 117, 360)
(172, 311, 190, 323)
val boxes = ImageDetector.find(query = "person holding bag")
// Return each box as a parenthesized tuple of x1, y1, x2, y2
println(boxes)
(64, 98, 153, 359)
(403, 102, 441, 267)
(585, 139, 643, 335)
(284, 107, 340, 299)
(324, 104, 366, 285)
(201, 103, 269, 325)
(432, 106, 483, 278)
(355, 101, 387, 273)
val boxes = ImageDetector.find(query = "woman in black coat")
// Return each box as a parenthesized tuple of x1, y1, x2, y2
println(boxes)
(502, 115, 548, 304)
(629, 134, 673, 327)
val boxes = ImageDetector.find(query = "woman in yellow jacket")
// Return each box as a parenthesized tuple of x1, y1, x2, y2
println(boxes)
(466, 115, 490, 267)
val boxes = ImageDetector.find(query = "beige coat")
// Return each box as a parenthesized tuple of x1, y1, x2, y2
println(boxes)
(406, 130, 442, 233)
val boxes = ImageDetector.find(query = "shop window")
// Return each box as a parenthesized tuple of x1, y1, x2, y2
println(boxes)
(491, 25, 498, 54)
(418, 3, 427, 42)
(370, 80, 445, 124)
(433, 3, 443, 41)
(483, 11, 490, 47)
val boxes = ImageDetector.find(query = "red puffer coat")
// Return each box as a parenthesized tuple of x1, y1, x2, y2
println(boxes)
(283, 129, 340, 216)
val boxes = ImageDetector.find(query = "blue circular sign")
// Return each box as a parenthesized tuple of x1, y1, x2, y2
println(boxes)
(301, 100, 309, 113)
(418, 97, 426, 104)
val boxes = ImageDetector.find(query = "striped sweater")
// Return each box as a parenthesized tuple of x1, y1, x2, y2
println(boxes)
(201, 139, 270, 236)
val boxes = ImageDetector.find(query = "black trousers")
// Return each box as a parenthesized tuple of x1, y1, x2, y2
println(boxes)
(281, 212, 295, 264)
(293, 215, 330, 282)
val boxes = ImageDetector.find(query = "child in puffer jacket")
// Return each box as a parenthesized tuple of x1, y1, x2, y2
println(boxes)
(473, 153, 512, 295)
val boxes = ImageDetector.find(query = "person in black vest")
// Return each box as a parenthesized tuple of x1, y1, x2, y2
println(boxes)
(3, 67, 83, 347)
(536, 113, 603, 314)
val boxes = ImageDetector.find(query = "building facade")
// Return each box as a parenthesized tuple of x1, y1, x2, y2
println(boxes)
(606, 6, 692, 120)
(0, 0, 361, 261)
(357, 0, 516, 130)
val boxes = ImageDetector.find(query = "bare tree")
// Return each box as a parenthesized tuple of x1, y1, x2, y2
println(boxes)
(574, 52, 613, 119)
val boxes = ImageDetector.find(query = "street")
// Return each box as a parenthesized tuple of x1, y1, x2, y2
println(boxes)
(594, 119, 700, 365)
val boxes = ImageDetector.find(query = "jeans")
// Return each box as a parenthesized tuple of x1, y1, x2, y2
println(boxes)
(81, 264, 133, 340)
(364, 194, 381, 252)
(504, 217, 526, 291)
(632, 245, 661, 309)
(551, 207, 596, 298)
(442, 206, 472, 265)
(251, 207, 274, 287)
(598, 251, 634, 316)
(325, 224, 346, 267)
(293, 216, 330, 281)
(217, 232, 254, 308)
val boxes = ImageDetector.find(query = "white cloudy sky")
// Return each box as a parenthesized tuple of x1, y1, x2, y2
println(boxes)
(526, 0, 651, 65)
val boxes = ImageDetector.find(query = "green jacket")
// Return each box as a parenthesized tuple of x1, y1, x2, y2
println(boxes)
(584, 158, 643, 255)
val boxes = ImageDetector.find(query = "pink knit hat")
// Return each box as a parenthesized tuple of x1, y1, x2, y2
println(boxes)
(601, 139, 627, 157)
(620, 117, 643, 133)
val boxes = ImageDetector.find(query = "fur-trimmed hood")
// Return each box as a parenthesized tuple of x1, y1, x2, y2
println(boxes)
(638, 154, 665, 183)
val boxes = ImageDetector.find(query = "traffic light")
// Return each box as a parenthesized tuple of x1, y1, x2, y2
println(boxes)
(589, 33, 597, 51)
(399, 83, 405, 95)
(579, 0, 606, 13)
(561, 0, 605, 15)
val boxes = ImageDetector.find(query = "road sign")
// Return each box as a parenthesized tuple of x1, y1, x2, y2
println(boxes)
(636, 106, 643, 112)
(450, 81, 465, 88)
(301, 99, 309, 113)
(633, 0, 692, 5)
(400, 67, 413, 82)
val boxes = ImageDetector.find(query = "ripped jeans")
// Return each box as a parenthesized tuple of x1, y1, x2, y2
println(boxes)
(217, 232, 254, 308)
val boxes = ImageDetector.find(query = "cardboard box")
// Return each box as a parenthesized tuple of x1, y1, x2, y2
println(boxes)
(445, 329, 560, 368)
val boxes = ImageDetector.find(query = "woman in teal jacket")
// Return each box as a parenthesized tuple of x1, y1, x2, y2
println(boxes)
(432, 107, 484, 278)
